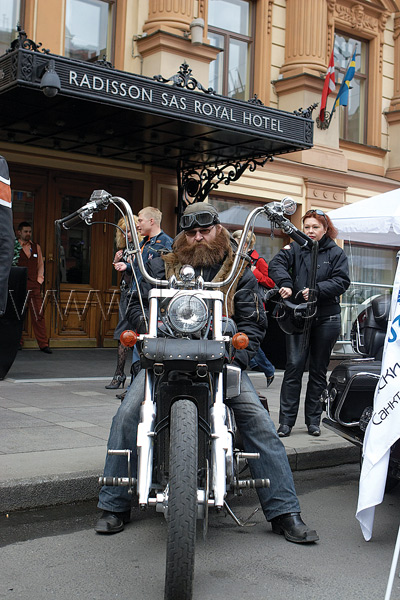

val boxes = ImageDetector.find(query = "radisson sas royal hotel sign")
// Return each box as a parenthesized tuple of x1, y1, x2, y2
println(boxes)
(1, 50, 313, 148)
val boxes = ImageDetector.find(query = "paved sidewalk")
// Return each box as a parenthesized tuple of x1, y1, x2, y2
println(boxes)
(0, 349, 359, 512)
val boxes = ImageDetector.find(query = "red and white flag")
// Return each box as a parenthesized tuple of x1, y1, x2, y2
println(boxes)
(319, 50, 335, 122)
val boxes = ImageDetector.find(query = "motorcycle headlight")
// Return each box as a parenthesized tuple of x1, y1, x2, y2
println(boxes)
(167, 294, 208, 334)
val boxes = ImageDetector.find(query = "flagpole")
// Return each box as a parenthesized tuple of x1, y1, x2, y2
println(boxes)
(384, 524, 400, 600)
(327, 102, 336, 126)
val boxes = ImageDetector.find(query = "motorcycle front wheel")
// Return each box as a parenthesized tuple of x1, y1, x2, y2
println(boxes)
(164, 399, 198, 600)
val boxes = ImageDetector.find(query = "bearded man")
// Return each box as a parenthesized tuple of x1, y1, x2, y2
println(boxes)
(95, 203, 318, 544)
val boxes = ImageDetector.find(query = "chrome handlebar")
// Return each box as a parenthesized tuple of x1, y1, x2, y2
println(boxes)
(57, 190, 314, 290)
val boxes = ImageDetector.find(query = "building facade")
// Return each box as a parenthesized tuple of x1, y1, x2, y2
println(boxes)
(1, 0, 399, 348)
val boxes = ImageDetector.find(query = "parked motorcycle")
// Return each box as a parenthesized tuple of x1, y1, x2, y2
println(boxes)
(57, 191, 315, 600)
(322, 292, 400, 489)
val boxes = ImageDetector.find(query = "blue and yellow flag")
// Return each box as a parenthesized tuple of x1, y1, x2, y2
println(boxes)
(335, 49, 357, 108)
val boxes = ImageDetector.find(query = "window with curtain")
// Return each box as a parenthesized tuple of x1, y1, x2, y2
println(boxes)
(208, 0, 254, 100)
(65, 0, 115, 63)
(0, 0, 22, 56)
(334, 33, 368, 144)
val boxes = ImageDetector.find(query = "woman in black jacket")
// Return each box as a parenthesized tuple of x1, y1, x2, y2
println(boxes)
(268, 209, 350, 437)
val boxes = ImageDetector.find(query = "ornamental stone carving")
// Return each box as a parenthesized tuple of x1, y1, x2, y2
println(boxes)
(334, 3, 377, 32)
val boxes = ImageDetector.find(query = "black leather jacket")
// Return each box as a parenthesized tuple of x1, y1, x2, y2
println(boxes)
(268, 235, 350, 317)
(127, 254, 267, 370)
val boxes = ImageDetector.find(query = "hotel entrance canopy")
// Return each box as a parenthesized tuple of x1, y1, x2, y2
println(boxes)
(0, 34, 314, 217)
(0, 44, 313, 170)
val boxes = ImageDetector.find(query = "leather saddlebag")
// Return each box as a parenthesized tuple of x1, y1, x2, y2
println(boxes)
(327, 359, 381, 426)
(140, 337, 226, 374)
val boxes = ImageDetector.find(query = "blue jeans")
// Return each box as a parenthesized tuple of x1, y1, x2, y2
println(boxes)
(249, 348, 275, 378)
(131, 344, 140, 365)
(98, 370, 300, 520)
(280, 314, 341, 427)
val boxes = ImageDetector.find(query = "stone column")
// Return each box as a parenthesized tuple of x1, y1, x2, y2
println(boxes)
(274, 0, 347, 173)
(143, 0, 194, 36)
(280, 0, 328, 77)
(138, 0, 219, 86)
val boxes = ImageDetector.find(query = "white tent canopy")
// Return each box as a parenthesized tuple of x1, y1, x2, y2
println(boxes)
(327, 188, 400, 247)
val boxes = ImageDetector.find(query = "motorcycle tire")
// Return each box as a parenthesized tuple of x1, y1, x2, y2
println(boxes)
(164, 399, 198, 600)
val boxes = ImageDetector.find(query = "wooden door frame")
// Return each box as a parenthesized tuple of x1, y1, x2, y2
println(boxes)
(53, 171, 139, 346)
(10, 162, 143, 347)
(10, 165, 50, 347)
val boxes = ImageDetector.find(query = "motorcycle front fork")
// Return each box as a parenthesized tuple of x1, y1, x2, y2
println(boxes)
(100, 370, 270, 522)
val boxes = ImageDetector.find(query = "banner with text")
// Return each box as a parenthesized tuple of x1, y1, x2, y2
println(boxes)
(356, 260, 400, 540)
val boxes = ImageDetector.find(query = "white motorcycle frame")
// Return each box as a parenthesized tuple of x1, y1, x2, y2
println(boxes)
(136, 286, 233, 513)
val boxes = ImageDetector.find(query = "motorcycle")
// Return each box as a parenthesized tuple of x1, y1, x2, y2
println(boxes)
(321, 292, 400, 490)
(57, 191, 315, 600)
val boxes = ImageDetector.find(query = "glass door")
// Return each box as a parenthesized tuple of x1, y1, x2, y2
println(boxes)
(55, 175, 137, 347)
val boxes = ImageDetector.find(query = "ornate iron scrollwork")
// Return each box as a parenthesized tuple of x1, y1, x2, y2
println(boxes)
(6, 25, 50, 54)
(95, 55, 114, 69)
(316, 112, 330, 130)
(154, 62, 215, 95)
(293, 103, 318, 119)
(178, 156, 273, 211)
(247, 94, 264, 106)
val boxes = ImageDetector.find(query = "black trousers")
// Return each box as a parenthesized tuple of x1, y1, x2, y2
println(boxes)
(279, 314, 341, 427)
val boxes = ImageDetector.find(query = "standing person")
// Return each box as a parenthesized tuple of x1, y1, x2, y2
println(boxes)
(268, 209, 350, 438)
(134, 206, 173, 280)
(16, 222, 52, 354)
(95, 202, 318, 544)
(0, 155, 13, 316)
(232, 229, 276, 388)
(108, 207, 173, 396)
(105, 216, 142, 390)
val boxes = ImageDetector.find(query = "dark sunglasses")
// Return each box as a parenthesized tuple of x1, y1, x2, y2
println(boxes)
(304, 209, 328, 223)
(184, 225, 215, 237)
(180, 211, 219, 231)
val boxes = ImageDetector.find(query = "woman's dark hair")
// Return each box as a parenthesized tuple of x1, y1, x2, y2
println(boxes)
(302, 209, 338, 240)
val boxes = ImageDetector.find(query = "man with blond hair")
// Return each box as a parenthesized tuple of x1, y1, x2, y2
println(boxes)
(138, 205, 162, 226)
(113, 205, 172, 290)
(112, 205, 173, 400)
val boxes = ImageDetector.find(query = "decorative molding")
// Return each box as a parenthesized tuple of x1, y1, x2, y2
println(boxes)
(327, 0, 336, 57)
(334, 3, 378, 32)
(394, 13, 400, 41)
(304, 179, 348, 214)
(267, 0, 274, 35)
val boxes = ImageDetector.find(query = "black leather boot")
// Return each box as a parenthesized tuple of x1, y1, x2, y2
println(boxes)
(270, 512, 319, 543)
(94, 510, 131, 534)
